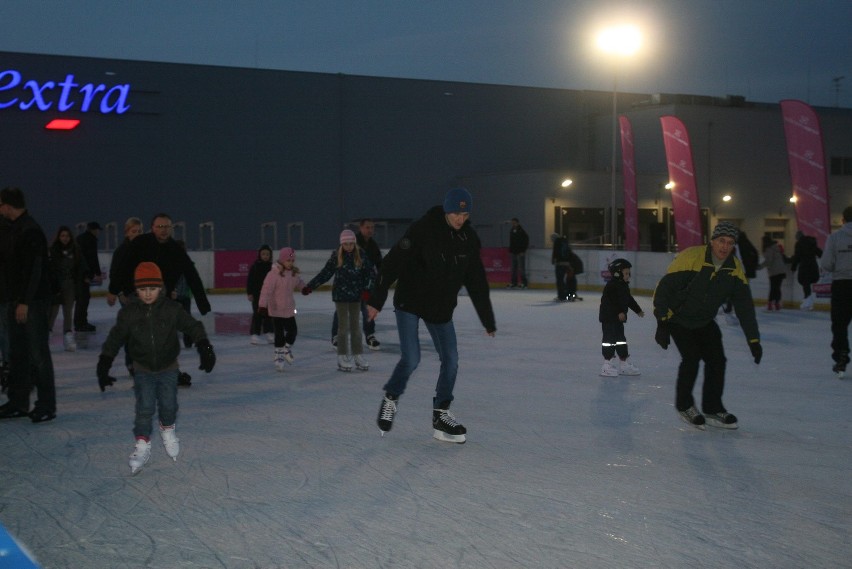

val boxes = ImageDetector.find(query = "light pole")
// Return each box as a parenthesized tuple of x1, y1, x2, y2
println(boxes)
(596, 25, 641, 248)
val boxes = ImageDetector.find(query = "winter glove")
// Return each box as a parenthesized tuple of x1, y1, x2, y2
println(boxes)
(360, 290, 370, 302)
(655, 321, 670, 350)
(301, 286, 312, 296)
(196, 298, 212, 316)
(196, 339, 216, 373)
(749, 341, 762, 364)
(97, 355, 117, 392)
(257, 306, 269, 318)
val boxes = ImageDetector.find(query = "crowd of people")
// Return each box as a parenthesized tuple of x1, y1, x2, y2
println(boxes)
(1, 184, 849, 472)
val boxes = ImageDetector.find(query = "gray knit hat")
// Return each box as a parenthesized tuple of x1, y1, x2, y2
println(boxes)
(711, 221, 739, 241)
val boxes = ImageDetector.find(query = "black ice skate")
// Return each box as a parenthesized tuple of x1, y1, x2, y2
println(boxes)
(833, 351, 849, 379)
(432, 402, 467, 444)
(377, 394, 398, 435)
(677, 406, 706, 430)
(704, 411, 738, 429)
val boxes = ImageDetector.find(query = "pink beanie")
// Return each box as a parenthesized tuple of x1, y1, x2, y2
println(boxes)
(339, 229, 356, 244)
(278, 247, 295, 262)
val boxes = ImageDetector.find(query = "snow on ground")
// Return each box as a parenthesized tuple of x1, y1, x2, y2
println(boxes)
(1, 288, 850, 569)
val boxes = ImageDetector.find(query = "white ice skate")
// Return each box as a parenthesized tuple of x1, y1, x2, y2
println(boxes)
(337, 355, 353, 372)
(282, 344, 294, 364)
(129, 439, 152, 474)
(160, 425, 180, 460)
(619, 358, 641, 376)
(63, 331, 76, 352)
(274, 348, 287, 372)
(266, 332, 275, 344)
(250, 334, 262, 345)
(354, 354, 369, 371)
(599, 358, 619, 377)
(800, 295, 814, 311)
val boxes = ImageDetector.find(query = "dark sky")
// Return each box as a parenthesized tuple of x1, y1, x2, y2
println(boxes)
(1, 0, 850, 107)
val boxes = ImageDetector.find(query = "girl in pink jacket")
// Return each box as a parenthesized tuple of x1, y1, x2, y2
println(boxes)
(258, 248, 306, 372)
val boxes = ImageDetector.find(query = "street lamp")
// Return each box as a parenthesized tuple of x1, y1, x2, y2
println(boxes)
(713, 194, 732, 215)
(596, 24, 641, 249)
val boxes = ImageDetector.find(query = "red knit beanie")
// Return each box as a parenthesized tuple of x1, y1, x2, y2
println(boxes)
(135, 262, 164, 288)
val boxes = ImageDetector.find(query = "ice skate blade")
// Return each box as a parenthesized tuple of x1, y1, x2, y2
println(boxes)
(356, 365, 369, 371)
(337, 367, 353, 372)
(433, 430, 466, 444)
(705, 420, 738, 430)
(678, 417, 706, 431)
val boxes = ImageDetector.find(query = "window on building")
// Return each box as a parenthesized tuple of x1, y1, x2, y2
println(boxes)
(830, 156, 852, 176)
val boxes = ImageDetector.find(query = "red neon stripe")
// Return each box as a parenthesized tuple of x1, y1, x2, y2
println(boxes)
(45, 119, 81, 130)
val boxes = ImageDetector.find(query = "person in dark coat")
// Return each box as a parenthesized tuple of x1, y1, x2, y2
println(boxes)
(508, 218, 529, 288)
(598, 258, 644, 377)
(790, 230, 823, 310)
(367, 188, 496, 444)
(246, 244, 274, 344)
(74, 221, 102, 331)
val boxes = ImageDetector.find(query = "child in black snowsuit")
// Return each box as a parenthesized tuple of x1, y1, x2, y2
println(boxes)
(599, 258, 644, 376)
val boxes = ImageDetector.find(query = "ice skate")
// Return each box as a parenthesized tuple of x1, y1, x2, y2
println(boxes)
(377, 394, 398, 435)
(599, 358, 618, 377)
(618, 358, 641, 376)
(129, 439, 152, 474)
(177, 372, 192, 387)
(704, 411, 738, 429)
(331, 336, 338, 350)
(677, 406, 706, 430)
(160, 425, 180, 460)
(250, 334, 262, 345)
(274, 348, 287, 372)
(266, 332, 275, 344)
(337, 355, 353, 372)
(354, 354, 369, 371)
(800, 295, 814, 311)
(366, 335, 381, 351)
(833, 351, 849, 379)
(433, 403, 467, 444)
(282, 343, 294, 364)
(63, 331, 77, 352)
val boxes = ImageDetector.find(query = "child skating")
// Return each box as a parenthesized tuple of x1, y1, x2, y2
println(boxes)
(599, 258, 644, 377)
(258, 247, 306, 372)
(303, 229, 374, 371)
(97, 262, 216, 474)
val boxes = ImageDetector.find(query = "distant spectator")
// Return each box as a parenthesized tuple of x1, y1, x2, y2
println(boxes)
(74, 221, 102, 331)
(507, 218, 529, 289)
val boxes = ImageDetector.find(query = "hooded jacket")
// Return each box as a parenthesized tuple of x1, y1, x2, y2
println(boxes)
(368, 205, 496, 331)
(653, 244, 759, 342)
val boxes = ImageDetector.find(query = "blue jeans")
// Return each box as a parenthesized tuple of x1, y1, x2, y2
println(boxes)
(6, 298, 56, 413)
(383, 309, 459, 407)
(133, 369, 179, 438)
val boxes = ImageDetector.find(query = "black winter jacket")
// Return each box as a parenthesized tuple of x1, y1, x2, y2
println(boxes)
(599, 278, 643, 323)
(101, 294, 207, 373)
(369, 206, 496, 331)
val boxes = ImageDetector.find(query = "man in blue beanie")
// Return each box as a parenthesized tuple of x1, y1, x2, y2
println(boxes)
(367, 187, 496, 443)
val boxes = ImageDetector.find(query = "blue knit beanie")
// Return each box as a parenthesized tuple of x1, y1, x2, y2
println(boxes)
(443, 187, 472, 214)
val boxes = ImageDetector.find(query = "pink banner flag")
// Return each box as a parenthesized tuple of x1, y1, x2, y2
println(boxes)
(660, 116, 703, 249)
(780, 100, 831, 249)
(619, 115, 639, 251)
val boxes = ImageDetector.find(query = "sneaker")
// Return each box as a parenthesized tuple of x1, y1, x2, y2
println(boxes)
(677, 406, 706, 430)
(619, 359, 641, 376)
(129, 438, 152, 474)
(337, 355, 353, 372)
(331, 336, 338, 350)
(266, 332, 275, 344)
(599, 358, 619, 377)
(250, 334, 263, 345)
(366, 335, 381, 351)
(63, 331, 77, 352)
(160, 425, 180, 460)
(433, 403, 467, 444)
(274, 348, 287, 372)
(704, 411, 738, 429)
(177, 372, 192, 387)
(282, 343, 294, 364)
(377, 394, 398, 434)
(354, 354, 369, 371)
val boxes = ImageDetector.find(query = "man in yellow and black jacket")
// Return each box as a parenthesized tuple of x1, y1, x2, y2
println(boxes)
(653, 221, 762, 430)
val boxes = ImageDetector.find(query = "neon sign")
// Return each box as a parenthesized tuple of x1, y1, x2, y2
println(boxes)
(0, 69, 131, 114)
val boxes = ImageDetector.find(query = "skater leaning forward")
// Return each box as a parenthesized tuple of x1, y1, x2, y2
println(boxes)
(97, 262, 216, 474)
(653, 221, 762, 430)
(367, 187, 496, 444)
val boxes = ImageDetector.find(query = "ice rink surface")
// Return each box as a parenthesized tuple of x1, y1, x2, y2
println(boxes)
(1, 288, 850, 569)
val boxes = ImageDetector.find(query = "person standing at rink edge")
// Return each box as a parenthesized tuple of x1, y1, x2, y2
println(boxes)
(367, 187, 496, 444)
(653, 221, 762, 431)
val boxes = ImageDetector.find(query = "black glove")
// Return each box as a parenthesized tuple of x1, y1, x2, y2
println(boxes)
(197, 298, 211, 316)
(97, 355, 116, 392)
(655, 321, 670, 350)
(257, 306, 269, 318)
(196, 339, 216, 373)
(749, 341, 762, 364)
(301, 286, 312, 296)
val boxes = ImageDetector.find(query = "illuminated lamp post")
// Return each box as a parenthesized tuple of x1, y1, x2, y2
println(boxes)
(596, 24, 641, 248)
